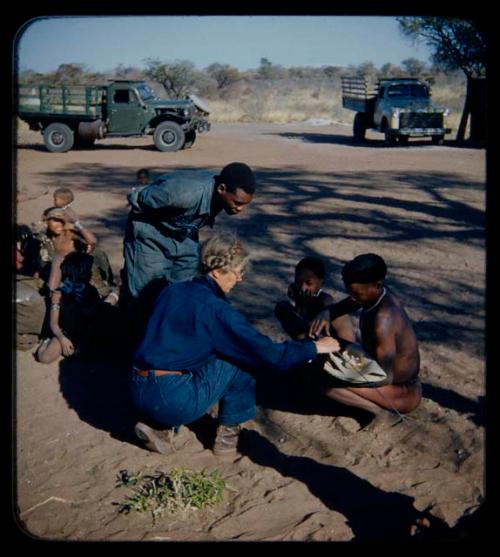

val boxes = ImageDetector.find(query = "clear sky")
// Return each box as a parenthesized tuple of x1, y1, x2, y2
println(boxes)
(15, 15, 433, 74)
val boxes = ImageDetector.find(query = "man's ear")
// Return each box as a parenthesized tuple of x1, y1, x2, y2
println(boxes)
(217, 183, 227, 194)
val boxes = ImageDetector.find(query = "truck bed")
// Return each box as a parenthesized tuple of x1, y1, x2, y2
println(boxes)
(17, 84, 104, 118)
(341, 76, 378, 114)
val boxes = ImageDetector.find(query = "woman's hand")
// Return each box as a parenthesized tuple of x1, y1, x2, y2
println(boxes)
(59, 336, 75, 357)
(314, 335, 341, 354)
(309, 309, 331, 338)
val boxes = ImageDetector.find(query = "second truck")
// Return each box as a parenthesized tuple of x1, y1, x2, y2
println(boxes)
(341, 76, 451, 145)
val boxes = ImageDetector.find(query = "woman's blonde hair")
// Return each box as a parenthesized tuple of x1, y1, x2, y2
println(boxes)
(200, 230, 249, 274)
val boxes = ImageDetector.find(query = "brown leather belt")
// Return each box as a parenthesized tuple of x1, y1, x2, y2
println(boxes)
(134, 368, 185, 377)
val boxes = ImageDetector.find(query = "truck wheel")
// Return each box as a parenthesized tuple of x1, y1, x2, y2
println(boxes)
(353, 112, 367, 141)
(43, 123, 74, 153)
(398, 136, 409, 145)
(153, 121, 185, 152)
(431, 135, 444, 145)
(181, 130, 196, 150)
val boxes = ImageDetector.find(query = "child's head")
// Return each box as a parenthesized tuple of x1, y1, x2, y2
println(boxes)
(294, 256, 326, 295)
(136, 168, 150, 186)
(53, 187, 74, 208)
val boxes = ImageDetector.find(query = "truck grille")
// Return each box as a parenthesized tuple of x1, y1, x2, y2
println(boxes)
(399, 112, 443, 128)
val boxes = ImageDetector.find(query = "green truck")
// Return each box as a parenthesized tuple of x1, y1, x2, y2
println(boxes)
(341, 76, 451, 145)
(16, 80, 211, 152)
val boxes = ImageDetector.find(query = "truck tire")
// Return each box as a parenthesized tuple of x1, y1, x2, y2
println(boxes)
(181, 130, 196, 150)
(353, 112, 367, 141)
(153, 121, 185, 152)
(43, 123, 74, 153)
(431, 135, 444, 145)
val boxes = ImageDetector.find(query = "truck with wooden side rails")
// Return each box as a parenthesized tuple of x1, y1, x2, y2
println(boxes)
(16, 80, 211, 153)
(341, 76, 451, 145)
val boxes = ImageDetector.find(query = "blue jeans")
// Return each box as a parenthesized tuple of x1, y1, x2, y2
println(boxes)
(129, 358, 256, 427)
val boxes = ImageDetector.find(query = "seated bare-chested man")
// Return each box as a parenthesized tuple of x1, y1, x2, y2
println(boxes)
(310, 253, 421, 426)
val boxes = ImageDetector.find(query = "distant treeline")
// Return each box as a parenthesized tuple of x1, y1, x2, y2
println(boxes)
(18, 58, 465, 98)
(17, 59, 466, 127)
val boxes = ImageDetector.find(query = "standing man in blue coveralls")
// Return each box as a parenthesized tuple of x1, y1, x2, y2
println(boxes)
(122, 162, 256, 342)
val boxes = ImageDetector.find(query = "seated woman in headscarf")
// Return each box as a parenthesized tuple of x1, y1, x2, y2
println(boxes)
(130, 230, 341, 457)
(310, 253, 421, 428)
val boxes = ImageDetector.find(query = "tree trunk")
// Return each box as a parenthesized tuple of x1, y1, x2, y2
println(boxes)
(456, 77, 487, 146)
(469, 78, 487, 145)
(456, 78, 471, 144)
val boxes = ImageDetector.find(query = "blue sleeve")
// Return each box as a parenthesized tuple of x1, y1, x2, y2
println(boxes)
(129, 179, 194, 213)
(211, 302, 317, 374)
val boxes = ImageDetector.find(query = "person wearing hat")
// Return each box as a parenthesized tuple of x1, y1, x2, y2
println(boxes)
(122, 162, 256, 342)
(309, 253, 421, 425)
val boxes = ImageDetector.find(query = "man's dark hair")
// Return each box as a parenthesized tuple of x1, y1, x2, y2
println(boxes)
(342, 253, 387, 286)
(137, 168, 149, 179)
(296, 256, 326, 279)
(215, 162, 256, 194)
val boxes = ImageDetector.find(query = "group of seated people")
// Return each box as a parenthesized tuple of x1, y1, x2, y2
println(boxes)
(15, 186, 119, 360)
(15, 167, 422, 459)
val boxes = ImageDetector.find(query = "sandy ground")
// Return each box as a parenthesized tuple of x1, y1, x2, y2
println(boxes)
(14, 122, 486, 541)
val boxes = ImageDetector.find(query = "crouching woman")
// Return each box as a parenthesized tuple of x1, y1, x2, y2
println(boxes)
(130, 231, 340, 456)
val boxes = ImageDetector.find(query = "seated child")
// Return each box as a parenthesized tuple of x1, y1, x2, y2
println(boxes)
(35, 251, 103, 363)
(275, 256, 355, 342)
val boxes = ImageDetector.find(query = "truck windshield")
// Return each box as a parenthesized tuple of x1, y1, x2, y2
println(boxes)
(136, 84, 156, 101)
(387, 84, 429, 98)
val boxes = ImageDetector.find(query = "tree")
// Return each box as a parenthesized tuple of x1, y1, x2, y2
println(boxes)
(144, 58, 201, 98)
(356, 61, 379, 80)
(206, 63, 241, 90)
(53, 63, 86, 84)
(257, 58, 287, 80)
(398, 17, 487, 144)
(322, 65, 342, 80)
(401, 57, 428, 77)
(380, 63, 402, 78)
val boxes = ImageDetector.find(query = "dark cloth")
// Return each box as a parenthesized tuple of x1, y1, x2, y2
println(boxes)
(58, 284, 101, 345)
(133, 275, 317, 375)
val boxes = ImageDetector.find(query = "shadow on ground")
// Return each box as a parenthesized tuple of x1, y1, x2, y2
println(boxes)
(240, 429, 455, 541)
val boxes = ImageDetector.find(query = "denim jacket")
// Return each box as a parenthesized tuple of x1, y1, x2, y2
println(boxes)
(133, 275, 318, 375)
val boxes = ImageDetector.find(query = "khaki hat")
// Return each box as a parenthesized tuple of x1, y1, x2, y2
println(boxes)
(44, 207, 67, 222)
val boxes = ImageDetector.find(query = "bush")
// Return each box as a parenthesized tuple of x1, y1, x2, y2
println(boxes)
(114, 468, 225, 521)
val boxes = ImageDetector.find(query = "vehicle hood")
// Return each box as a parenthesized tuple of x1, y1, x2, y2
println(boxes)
(389, 98, 447, 113)
(145, 99, 194, 109)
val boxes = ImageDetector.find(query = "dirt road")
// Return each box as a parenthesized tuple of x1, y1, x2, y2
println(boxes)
(15, 123, 485, 541)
